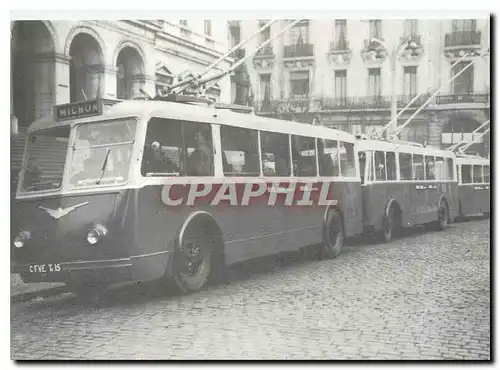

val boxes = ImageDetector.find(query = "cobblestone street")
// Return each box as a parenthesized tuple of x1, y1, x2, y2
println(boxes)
(11, 218, 490, 360)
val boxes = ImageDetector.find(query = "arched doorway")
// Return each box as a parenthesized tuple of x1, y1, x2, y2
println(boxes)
(116, 47, 145, 99)
(69, 33, 104, 102)
(11, 21, 55, 127)
(11, 21, 56, 189)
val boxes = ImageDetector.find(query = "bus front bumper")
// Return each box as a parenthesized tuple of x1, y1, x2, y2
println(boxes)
(12, 251, 172, 285)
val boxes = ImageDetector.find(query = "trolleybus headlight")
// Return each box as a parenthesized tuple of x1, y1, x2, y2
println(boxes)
(13, 231, 31, 249)
(86, 224, 108, 245)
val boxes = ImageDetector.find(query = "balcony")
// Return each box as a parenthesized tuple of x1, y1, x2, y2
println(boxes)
(329, 38, 350, 52)
(445, 31, 482, 49)
(361, 39, 387, 64)
(255, 45, 274, 57)
(283, 44, 314, 58)
(435, 93, 490, 105)
(327, 38, 352, 66)
(253, 45, 275, 69)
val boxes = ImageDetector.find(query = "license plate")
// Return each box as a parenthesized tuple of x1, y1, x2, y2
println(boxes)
(28, 264, 62, 273)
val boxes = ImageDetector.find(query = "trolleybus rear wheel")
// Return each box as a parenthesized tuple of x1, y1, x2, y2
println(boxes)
(320, 209, 344, 259)
(173, 226, 213, 294)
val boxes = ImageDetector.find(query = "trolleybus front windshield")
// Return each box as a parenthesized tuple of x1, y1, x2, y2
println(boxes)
(68, 118, 137, 188)
(20, 125, 71, 192)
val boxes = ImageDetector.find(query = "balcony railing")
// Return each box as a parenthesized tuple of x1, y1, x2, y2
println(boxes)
(283, 43, 314, 58)
(445, 31, 482, 48)
(253, 95, 439, 113)
(435, 93, 490, 104)
(255, 45, 274, 57)
(329, 38, 350, 52)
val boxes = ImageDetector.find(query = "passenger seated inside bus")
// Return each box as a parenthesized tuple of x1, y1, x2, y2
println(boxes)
(187, 125, 213, 176)
(142, 141, 181, 175)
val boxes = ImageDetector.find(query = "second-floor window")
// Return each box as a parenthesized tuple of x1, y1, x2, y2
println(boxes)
(229, 24, 241, 48)
(452, 62, 474, 94)
(369, 19, 382, 39)
(404, 19, 418, 37)
(290, 20, 309, 45)
(334, 70, 347, 101)
(403, 66, 418, 97)
(335, 20, 347, 49)
(368, 68, 381, 97)
(290, 71, 309, 99)
(259, 20, 271, 43)
(260, 74, 271, 102)
(204, 20, 212, 36)
(452, 19, 477, 33)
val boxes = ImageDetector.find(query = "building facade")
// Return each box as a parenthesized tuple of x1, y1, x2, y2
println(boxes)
(229, 18, 490, 156)
(10, 19, 233, 174)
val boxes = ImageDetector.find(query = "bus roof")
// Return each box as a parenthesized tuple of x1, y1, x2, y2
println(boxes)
(456, 154, 490, 166)
(355, 138, 456, 158)
(28, 99, 357, 143)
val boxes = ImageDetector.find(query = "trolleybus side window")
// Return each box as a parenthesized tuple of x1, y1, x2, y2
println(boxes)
(461, 164, 472, 184)
(292, 135, 317, 177)
(141, 118, 214, 177)
(473, 165, 483, 184)
(317, 139, 340, 177)
(374, 151, 386, 181)
(260, 131, 291, 176)
(434, 157, 445, 181)
(399, 153, 413, 180)
(221, 126, 260, 176)
(425, 156, 435, 180)
(447, 158, 455, 181)
(412, 154, 425, 180)
(339, 141, 356, 177)
(483, 165, 490, 184)
(386, 152, 397, 180)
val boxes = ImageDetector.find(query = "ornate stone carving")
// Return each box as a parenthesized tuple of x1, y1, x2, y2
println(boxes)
(360, 40, 387, 66)
(444, 48, 484, 61)
(253, 58, 275, 70)
(283, 58, 315, 69)
(327, 50, 352, 67)
(398, 35, 425, 63)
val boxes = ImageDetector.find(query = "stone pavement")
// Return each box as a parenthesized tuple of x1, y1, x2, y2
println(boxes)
(11, 218, 490, 360)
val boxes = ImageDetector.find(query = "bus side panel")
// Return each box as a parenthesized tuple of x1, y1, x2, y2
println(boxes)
(135, 183, 324, 271)
(338, 181, 363, 237)
(361, 183, 409, 231)
(408, 182, 458, 225)
(458, 185, 490, 217)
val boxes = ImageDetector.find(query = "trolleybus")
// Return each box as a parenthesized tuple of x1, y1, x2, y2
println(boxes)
(11, 97, 364, 293)
(455, 154, 490, 219)
(355, 137, 458, 242)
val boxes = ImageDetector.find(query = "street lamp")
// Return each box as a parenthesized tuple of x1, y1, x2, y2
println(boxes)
(369, 37, 413, 138)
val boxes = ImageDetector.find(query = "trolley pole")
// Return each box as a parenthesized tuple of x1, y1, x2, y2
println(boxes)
(369, 37, 411, 138)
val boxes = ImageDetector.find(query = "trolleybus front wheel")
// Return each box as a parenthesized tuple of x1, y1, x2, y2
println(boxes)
(172, 223, 216, 294)
(320, 209, 344, 259)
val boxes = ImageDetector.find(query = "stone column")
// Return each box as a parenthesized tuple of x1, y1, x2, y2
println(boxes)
(85, 64, 104, 99)
(427, 112, 447, 149)
(102, 65, 118, 100)
(53, 53, 71, 105)
(33, 53, 56, 119)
